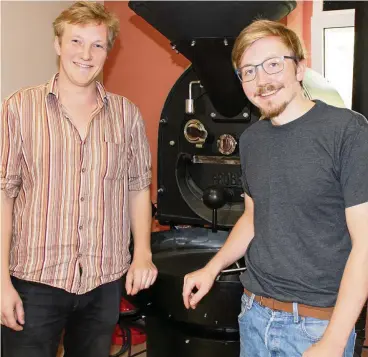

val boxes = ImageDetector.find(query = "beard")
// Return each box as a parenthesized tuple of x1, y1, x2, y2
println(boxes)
(255, 83, 289, 119)
(259, 100, 288, 119)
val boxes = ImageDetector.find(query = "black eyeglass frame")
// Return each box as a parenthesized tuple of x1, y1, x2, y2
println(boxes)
(235, 55, 299, 83)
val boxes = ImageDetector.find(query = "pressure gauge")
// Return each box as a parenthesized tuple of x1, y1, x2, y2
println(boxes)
(217, 134, 237, 155)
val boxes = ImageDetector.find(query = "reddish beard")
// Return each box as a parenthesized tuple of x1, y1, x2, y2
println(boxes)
(260, 101, 288, 119)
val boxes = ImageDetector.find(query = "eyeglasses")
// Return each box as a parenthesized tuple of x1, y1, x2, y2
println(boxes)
(236, 56, 298, 83)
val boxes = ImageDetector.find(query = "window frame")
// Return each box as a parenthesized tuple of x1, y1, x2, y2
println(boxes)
(311, 1, 355, 76)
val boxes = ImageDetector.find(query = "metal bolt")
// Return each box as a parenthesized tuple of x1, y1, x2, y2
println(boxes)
(185, 340, 190, 344)
(169, 140, 175, 146)
(191, 40, 196, 47)
(171, 44, 177, 50)
(224, 38, 228, 46)
(215, 320, 218, 324)
(159, 118, 167, 124)
(210, 112, 216, 118)
(168, 314, 172, 318)
(204, 313, 207, 318)
(243, 112, 249, 119)
(158, 188, 164, 194)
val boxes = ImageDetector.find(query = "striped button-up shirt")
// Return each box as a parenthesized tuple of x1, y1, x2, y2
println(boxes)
(1, 74, 152, 294)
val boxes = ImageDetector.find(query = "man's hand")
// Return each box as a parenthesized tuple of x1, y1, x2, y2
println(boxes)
(125, 255, 158, 295)
(1, 281, 25, 331)
(182, 267, 217, 309)
(303, 339, 344, 357)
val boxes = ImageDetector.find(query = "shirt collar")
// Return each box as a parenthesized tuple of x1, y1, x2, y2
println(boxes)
(46, 73, 108, 107)
(46, 73, 60, 99)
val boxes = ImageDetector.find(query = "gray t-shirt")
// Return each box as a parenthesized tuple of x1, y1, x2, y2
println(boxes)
(239, 100, 368, 307)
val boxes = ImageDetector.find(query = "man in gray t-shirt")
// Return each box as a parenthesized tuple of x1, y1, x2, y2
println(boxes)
(240, 99, 368, 308)
(183, 19, 368, 357)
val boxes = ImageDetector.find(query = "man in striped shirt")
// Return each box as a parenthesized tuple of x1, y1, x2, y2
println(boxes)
(1, 2, 157, 356)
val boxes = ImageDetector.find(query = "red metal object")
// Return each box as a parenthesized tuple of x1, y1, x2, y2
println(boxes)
(119, 298, 138, 314)
(111, 298, 146, 346)
(112, 324, 146, 346)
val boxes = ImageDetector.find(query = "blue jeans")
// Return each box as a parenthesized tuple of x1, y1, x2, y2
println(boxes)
(238, 292, 356, 357)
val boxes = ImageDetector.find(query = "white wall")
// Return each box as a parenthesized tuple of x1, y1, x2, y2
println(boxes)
(1, 1, 74, 101)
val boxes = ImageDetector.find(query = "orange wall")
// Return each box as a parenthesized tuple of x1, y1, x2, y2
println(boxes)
(103, 1, 312, 202)
(286, 1, 313, 67)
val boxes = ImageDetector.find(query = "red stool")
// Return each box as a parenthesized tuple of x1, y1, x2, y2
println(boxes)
(110, 297, 146, 356)
(112, 324, 146, 346)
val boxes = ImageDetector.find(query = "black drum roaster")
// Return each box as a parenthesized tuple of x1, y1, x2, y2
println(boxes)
(126, 1, 368, 356)
(134, 228, 245, 357)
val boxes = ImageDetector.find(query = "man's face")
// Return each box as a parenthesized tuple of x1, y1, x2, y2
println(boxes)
(54, 23, 108, 88)
(239, 36, 305, 118)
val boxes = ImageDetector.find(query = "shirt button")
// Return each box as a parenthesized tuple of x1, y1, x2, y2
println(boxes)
(79, 225, 83, 230)
(81, 168, 86, 173)
(80, 197, 85, 202)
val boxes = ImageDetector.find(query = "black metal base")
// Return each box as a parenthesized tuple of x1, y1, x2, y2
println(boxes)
(145, 315, 239, 357)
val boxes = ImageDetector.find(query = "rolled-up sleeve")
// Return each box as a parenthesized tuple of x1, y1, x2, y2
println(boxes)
(128, 108, 152, 191)
(1, 97, 23, 198)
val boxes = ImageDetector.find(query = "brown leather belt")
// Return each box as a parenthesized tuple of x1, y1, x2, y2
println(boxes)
(244, 288, 334, 320)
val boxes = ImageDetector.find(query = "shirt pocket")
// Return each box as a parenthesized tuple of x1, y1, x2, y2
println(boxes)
(103, 136, 127, 180)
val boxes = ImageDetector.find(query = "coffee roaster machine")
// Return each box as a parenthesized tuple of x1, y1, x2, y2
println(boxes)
(125, 2, 367, 356)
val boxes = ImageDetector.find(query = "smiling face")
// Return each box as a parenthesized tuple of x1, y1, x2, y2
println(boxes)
(54, 22, 108, 89)
(239, 36, 305, 119)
